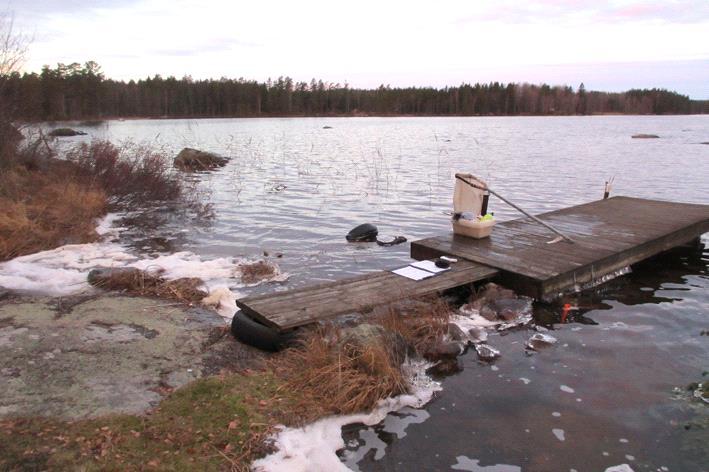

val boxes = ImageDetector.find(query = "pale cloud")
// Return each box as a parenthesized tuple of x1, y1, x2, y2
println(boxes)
(7, 0, 709, 98)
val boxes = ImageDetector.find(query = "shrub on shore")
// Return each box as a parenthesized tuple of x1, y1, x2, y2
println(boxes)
(66, 141, 185, 206)
(0, 139, 197, 262)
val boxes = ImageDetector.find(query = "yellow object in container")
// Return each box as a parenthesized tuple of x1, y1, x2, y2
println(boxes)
(452, 173, 495, 238)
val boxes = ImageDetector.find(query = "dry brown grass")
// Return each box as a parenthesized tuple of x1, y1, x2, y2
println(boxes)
(0, 166, 106, 260)
(269, 327, 408, 424)
(377, 297, 453, 353)
(88, 268, 207, 304)
(265, 297, 455, 424)
(240, 260, 277, 284)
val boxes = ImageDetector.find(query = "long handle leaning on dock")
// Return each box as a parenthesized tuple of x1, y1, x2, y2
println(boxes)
(455, 175, 576, 244)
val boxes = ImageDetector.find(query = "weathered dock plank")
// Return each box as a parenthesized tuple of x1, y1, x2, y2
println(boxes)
(237, 260, 499, 331)
(411, 196, 709, 299)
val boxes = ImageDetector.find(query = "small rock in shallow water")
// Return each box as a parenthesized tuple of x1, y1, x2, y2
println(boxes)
(526, 332, 558, 350)
(492, 298, 532, 321)
(447, 323, 467, 342)
(424, 340, 463, 361)
(427, 358, 463, 376)
(475, 343, 500, 361)
(468, 326, 488, 344)
(480, 305, 497, 321)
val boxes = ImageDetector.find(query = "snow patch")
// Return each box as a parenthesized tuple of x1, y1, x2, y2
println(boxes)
(252, 360, 441, 472)
(0, 213, 265, 320)
(552, 428, 565, 441)
(605, 465, 634, 472)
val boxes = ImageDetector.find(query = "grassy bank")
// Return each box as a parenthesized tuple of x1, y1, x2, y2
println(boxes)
(0, 372, 289, 471)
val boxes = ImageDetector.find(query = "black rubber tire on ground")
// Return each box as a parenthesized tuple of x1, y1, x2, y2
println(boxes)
(230, 310, 296, 351)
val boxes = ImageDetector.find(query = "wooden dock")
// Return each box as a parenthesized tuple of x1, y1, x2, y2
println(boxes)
(237, 260, 498, 331)
(237, 196, 709, 332)
(412, 196, 709, 299)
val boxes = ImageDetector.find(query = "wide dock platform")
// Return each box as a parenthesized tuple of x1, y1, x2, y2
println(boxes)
(412, 196, 709, 299)
(237, 196, 709, 331)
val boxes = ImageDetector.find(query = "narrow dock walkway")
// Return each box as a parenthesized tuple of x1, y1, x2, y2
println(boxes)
(412, 196, 709, 299)
(237, 196, 708, 331)
(236, 260, 498, 331)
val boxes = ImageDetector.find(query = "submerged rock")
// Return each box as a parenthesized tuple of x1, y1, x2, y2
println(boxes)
(491, 298, 532, 321)
(423, 339, 463, 361)
(427, 358, 463, 376)
(174, 147, 229, 171)
(526, 332, 558, 350)
(49, 128, 87, 137)
(631, 134, 659, 139)
(475, 343, 500, 361)
(469, 283, 516, 311)
(467, 282, 533, 327)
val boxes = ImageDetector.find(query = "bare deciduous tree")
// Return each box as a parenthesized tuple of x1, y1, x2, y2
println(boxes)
(0, 11, 29, 77)
(1, 11, 31, 165)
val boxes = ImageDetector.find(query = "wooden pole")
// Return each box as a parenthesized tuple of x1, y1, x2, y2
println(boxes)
(455, 175, 575, 244)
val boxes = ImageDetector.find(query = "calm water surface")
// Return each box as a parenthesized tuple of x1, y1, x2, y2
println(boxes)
(53, 116, 708, 471)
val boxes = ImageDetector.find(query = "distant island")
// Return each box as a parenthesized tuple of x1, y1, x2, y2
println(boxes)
(2, 61, 708, 121)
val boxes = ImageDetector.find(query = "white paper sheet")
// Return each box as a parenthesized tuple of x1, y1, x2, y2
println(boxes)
(411, 260, 451, 274)
(391, 266, 436, 280)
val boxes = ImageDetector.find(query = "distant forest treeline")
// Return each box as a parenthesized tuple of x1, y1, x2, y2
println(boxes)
(1, 62, 708, 121)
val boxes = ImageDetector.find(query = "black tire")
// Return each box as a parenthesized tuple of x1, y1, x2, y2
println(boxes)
(230, 311, 296, 351)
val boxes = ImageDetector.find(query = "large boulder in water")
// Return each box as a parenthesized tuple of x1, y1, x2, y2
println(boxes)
(174, 148, 229, 171)
(49, 128, 87, 137)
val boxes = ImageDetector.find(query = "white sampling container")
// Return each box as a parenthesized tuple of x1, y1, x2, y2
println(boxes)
(452, 173, 495, 239)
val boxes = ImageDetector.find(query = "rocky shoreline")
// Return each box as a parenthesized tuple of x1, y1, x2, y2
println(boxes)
(0, 293, 265, 420)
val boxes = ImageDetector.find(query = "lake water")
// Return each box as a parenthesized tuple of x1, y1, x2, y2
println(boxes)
(55, 116, 708, 471)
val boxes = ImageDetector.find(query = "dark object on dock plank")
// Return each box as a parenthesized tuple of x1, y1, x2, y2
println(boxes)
(236, 260, 499, 332)
(411, 196, 709, 299)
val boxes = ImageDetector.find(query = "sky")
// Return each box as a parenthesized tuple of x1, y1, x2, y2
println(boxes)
(8, 0, 709, 98)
